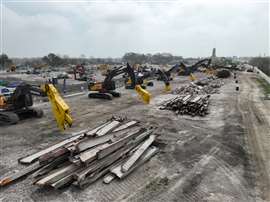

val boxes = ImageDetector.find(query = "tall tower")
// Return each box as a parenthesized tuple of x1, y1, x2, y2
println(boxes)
(212, 48, 216, 58)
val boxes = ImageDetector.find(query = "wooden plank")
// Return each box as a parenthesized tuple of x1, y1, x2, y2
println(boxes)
(19, 132, 85, 164)
(75, 145, 129, 182)
(50, 174, 74, 189)
(103, 174, 115, 184)
(85, 121, 111, 137)
(78, 126, 145, 153)
(76, 134, 114, 152)
(78, 143, 110, 164)
(112, 121, 138, 132)
(32, 154, 68, 179)
(110, 146, 158, 179)
(74, 131, 151, 183)
(95, 120, 120, 137)
(75, 159, 123, 188)
(0, 162, 42, 186)
(121, 135, 156, 172)
(97, 128, 143, 159)
(39, 147, 69, 165)
(35, 164, 79, 186)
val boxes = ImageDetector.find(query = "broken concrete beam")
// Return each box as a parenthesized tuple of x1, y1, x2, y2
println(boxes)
(112, 120, 138, 132)
(110, 146, 158, 179)
(95, 120, 121, 137)
(0, 162, 42, 187)
(19, 133, 85, 164)
(121, 135, 156, 173)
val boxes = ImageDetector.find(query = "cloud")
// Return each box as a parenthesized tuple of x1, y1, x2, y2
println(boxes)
(1, 0, 269, 57)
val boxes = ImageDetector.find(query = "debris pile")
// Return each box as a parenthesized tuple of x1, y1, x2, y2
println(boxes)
(173, 77, 224, 95)
(159, 94, 210, 116)
(216, 69, 231, 78)
(0, 116, 158, 189)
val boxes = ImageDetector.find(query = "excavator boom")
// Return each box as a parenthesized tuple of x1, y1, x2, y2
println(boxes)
(88, 63, 151, 104)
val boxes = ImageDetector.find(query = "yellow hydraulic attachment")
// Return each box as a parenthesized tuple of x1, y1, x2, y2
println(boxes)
(165, 83, 171, 92)
(189, 73, 197, 82)
(135, 85, 151, 104)
(206, 68, 216, 76)
(41, 84, 73, 131)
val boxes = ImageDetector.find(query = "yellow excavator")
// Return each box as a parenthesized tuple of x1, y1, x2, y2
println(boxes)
(0, 83, 72, 130)
(88, 63, 151, 104)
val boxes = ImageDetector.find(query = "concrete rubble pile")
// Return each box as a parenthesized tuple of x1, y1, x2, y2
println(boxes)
(159, 94, 210, 116)
(0, 116, 158, 189)
(173, 77, 224, 95)
(216, 69, 231, 78)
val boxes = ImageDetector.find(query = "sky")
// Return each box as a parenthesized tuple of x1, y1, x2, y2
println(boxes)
(0, 0, 269, 58)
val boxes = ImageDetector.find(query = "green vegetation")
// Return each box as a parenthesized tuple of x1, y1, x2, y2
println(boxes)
(256, 78, 270, 96)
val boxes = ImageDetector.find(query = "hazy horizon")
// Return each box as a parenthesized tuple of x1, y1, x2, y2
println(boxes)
(1, 0, 269, 58)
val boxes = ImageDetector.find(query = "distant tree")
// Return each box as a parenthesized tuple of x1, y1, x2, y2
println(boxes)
(122, 52, 147, 64)
(0, 54, 13, 70)
(42, 53, 63, 66)
(151, 53, 173, 65)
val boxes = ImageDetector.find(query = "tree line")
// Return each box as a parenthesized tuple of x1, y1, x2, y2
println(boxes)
(1, 52, 184, 69)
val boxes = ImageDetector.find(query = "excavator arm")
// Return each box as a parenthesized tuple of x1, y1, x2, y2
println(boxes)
(125, 63, 151, 104)
(89, 63, 151, 104)
(41, 84, 72, 131)
(157, 69, 171, 92)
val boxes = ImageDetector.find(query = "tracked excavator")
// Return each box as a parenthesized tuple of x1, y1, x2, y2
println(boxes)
(158, 64, 181, 81)
(157, 69, 171, 92)
(179, 58, 212, 81)
(88, 63, 151, 104)
(0, 83, 72, 130)
(126, 67, 171, 92)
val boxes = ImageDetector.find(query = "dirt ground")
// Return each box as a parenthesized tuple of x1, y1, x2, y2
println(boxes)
(0, 72, 269, 202)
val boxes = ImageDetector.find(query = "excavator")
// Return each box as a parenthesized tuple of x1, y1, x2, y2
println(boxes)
(74, 64, 87, 81)
(0, 83, 72, 130)
(158, 64, 181, 81)
(88, 63, 151, 104)
(125, 66, 171, 92)
(179, 58, 212, 81)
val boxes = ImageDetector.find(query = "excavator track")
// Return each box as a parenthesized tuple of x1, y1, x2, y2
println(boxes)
(0, 111, 19, 125)
(15, 107, 44, 119)
(88, 92, 113, 100)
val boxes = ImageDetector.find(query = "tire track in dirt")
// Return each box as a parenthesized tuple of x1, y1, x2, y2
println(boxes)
(237, 74, 270, 201)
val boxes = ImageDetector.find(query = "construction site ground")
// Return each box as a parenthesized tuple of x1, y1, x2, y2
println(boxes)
(0, 72, 270, 202)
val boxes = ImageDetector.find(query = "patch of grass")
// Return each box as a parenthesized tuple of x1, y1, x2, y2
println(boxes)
(256, 78, 270, 96)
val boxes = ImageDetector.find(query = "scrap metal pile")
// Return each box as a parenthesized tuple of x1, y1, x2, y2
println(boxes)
(0, 116, 158, 189)
(160, 94, 210, 116)
(173, 77, 224, 95)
